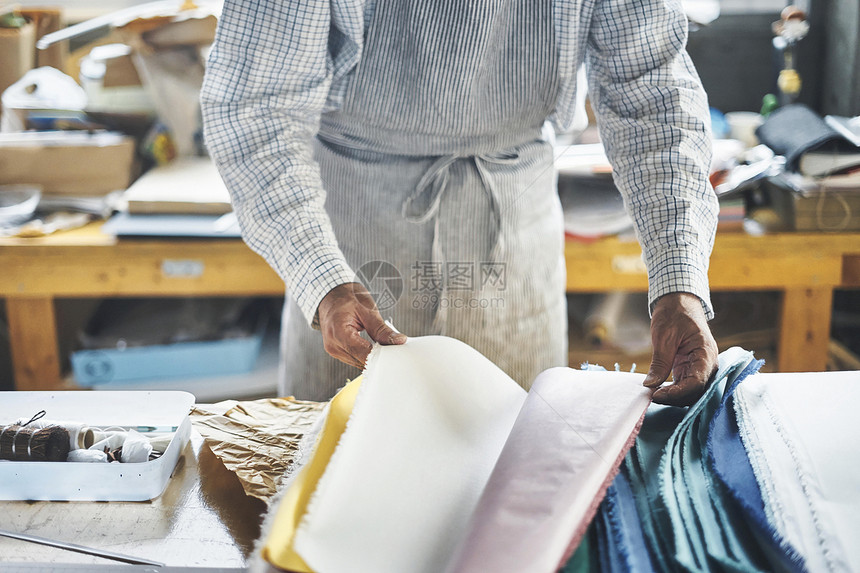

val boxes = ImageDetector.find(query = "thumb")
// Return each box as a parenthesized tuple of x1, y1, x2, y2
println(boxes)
(644, 346, 673, 388)
(361, 308, 408, 346)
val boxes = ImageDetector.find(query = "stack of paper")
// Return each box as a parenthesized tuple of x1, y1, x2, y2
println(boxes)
(123, 157, 232, 215)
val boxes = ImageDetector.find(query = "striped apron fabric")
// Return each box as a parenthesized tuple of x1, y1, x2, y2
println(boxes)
(280, 0, 567, 401)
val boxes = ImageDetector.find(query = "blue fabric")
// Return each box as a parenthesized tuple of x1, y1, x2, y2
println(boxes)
(708, 362, 808, 573)
(567, 348, 807, 572)
(602, 472, 657, 573)
(655, 347, 756, 571)
(617, 349, 785, 572)
(594, 503, 614, 573)
(685, 358, 765, 572)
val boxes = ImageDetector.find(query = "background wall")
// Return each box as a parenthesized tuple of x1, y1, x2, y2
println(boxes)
(688, 0, 859, 117)
(687, 11, 825, 114)
(821, 0, 860, 116)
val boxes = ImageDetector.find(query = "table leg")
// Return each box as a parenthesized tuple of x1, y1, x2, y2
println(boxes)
(778, 287, 833, 372)
(6, 296, 61, 391)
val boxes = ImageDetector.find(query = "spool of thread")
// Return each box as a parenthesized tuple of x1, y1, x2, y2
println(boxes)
(0, 424, 71, 462)
(24, 420, 96, 450)
(87, 429, 124, 448)
(63, 423, 95, 450)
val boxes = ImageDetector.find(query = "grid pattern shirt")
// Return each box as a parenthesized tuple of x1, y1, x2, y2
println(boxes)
(200, 0, 719, 325)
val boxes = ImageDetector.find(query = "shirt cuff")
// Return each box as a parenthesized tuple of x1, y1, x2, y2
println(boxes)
(289, 251, 356, 328)
(646, 248, 714, 320)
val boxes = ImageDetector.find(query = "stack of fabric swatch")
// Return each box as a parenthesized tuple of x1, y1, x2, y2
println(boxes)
(564, 348, 860, 572)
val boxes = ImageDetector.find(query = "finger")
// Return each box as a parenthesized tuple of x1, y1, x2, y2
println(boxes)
(341, 348, 367, 370)
(651, 376, 706, 407)
(362, 308, 408, 345)
(644, 346, 673, 388)
(338, 334, 367, 369)
(337, 352, 363, 370)
(322, 320, 367, 369)
(682, 356, 717, 390)
(323, 336, 363, 369)
(342, 328, 374, 367)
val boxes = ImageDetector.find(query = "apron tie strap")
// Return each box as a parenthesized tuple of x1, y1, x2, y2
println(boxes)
(401, 151, 519, 333)
(402, 151, 518, 259)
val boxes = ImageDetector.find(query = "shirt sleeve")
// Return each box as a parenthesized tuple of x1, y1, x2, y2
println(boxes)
(584, 0, 719, 319)
(200, 0, 356, 327)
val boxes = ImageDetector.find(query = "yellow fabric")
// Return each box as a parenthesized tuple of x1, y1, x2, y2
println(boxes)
(261, 376, 363, 572)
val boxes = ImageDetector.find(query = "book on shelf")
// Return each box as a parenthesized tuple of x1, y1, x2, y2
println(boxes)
(798, 149, 860, 178)
(817, 169, 860, 190)
(755, 104, 860, 177)
(717, 195, 746, 232)
(825, 115, 860, 147)
(122, 156, 232, 215)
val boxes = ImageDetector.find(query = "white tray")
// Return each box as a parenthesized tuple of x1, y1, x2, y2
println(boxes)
(0, 391, 194, 501)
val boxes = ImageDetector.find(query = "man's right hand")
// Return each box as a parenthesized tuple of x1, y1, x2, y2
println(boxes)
(317, 282, 408, 369)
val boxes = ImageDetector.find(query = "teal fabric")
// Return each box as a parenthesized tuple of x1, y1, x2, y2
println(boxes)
(657, 347, 771, 572)
(708, 362, 807, 573)
(560, 529, 592, 573)
(625, 403, 685, 572)
(570, 347, 778, 572)
(664, 349, 737, 568)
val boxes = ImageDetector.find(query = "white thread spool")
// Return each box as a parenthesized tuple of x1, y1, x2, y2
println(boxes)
(87, 429, 124, 446)
(22, 420, 96, 450)
(64, 423, 95, 450)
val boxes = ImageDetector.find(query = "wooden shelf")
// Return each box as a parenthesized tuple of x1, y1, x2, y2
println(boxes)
(3, 225, 860, 390)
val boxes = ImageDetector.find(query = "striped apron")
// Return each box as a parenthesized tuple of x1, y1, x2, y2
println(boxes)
(280, 0, 568, 401)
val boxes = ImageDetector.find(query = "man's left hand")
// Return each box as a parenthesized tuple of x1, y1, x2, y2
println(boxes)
(643, 292, 718, 406)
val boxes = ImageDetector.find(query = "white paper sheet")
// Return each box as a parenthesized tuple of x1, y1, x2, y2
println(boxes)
(293, 336, 527, 573)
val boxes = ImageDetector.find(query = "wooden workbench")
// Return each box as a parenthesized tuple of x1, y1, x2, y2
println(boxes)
(2, 224, 860, 390)
(0, 431, 266, 568)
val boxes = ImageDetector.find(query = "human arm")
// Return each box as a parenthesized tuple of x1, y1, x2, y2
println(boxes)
(584, 0, 719, 404)
(201, 0, 403, 365)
